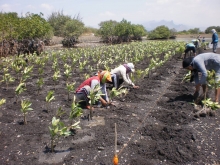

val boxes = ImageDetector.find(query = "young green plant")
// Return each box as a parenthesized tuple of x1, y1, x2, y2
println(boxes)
(87, 85, 104, 120)
(20, 100, 33, 124)
(109, 86, 128, 102)
(69, 95, 82, 125)
(52, 70, 61, 90)
(0, 98, 6, 106)
(20, 66, 33, 83)
(45, 90, 55, 112)
(36, 77, 44, 95)
(66, 82, 75, 101)
(64, 64, 72, 82)
(15, 82, 26, 103)
(48, 117, 71, 152)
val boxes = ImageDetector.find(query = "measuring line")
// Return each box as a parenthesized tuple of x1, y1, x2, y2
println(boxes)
(117, 61, 183, 157)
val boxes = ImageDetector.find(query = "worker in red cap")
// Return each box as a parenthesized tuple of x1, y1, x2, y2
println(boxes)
(75, 70, 112, 109)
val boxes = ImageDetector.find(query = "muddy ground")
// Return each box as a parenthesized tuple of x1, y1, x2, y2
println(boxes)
(0, 45, 220, 165)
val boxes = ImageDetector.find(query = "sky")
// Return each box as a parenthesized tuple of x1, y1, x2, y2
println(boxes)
(0, 0, 220, 29)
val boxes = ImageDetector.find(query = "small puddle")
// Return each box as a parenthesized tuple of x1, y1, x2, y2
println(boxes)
(38, 147, 70, 164)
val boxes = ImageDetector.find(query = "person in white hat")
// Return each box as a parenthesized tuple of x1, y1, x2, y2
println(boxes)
(211, 29, 218, 53)
(110, 63, 139, 89)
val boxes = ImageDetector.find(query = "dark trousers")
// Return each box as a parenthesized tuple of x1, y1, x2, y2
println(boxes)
(109, 73, 124, 89)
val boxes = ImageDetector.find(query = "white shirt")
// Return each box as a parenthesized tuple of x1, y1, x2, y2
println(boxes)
(110, 65, 134, 86)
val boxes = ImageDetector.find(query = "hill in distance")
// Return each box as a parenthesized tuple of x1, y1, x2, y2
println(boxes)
(142, 20, 206, 32)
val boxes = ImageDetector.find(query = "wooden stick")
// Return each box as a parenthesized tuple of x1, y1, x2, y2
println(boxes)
(115, 123, 117, 155)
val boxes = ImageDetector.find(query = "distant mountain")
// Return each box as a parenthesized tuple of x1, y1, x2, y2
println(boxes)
(142, 20, 191, 32)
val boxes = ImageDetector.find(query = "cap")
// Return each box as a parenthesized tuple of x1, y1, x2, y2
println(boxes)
(127, 63, 135, 72)
(211, 29, 216, 33)
(182, 57, 194, 68)
(100, 71, 112, 83)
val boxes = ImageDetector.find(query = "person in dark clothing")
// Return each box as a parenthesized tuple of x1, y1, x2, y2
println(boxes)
(211, 29, 218, 53)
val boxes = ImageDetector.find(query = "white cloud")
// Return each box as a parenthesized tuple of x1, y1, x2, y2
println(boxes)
(40, 4, 54, 11)
(0, 4, 11, 12)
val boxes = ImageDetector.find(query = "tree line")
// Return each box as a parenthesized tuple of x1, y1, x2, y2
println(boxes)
(0, 11, 219, 43)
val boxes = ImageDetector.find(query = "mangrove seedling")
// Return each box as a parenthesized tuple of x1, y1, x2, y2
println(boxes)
(20, 100, 33, 124)
(135, 69, 145, 80)
(69, 95, 82, 125)
(66, 82, 75, 101)
(38, 67, 44, 76)
(49, 117, 71, 152)
(11, 61, 22, 80)
(1, 71, 15, 90)
(46, 90, 55, 112)
(36, 77, 44, 95)
(0, 98, 6, 106)
(79, 60, 87, 72)
(109, 87, 127, 102)
(20, 66, 33, 83)
(181, 71, 192, 83)
(15, 82, 26, 103)
(83, 73, 90, 80)
(52, 70, 61, 89)
(64, 64, 72, 82)
(202, 98, 220, 110)
(201, 70, 220, 109)
(56, 107, 66, 118)
(52, 59, 58, 71)
(87, 85, 103, 120)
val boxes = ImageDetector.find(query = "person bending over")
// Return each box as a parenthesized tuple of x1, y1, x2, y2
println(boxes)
(110, 63, 139, 89)
(182, 53, 220, 102)
(75, 71, 112, 109)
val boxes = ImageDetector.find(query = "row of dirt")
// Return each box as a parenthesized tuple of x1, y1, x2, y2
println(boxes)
(0, 46, 220, 165)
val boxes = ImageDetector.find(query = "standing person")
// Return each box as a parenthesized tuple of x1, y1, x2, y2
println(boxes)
(211, 29, 218, 53)
(75, 71, 112, 109)
(182, 53, 220, 102)
(110, 63, 139, 89)
(184, 42, 196, 58)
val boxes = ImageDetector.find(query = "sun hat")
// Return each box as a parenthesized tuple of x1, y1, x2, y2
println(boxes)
(211, 29, 216, 33)
(127, 63, 135, 72)
(182, 57, 194, 68)
(99, 71, 112, 83)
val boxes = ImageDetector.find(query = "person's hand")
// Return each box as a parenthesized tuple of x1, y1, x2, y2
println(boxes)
(100, 98, 108, 107)
(133, 85, 139, 89)
(102, 101, 108, 107)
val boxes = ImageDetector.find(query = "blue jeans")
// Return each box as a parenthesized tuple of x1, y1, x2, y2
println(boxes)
(213, 42, 218, 53)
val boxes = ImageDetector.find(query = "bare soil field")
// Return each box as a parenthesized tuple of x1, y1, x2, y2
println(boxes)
(0, 45, 220, 165)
